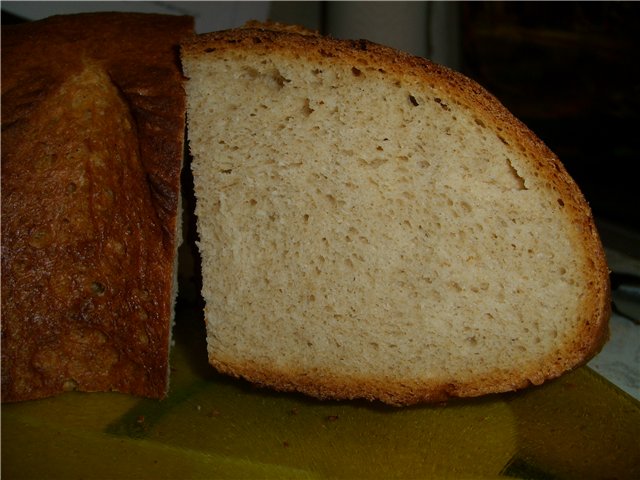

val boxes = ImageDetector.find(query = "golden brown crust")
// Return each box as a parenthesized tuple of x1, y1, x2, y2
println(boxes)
(216, 327, 611, 407)
(1, 13, 194, 402)
(184, 23, 610, 405)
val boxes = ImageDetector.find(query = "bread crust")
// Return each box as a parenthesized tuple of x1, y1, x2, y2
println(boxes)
(1, 13, 194, 402)
(183, 23, 610, 405)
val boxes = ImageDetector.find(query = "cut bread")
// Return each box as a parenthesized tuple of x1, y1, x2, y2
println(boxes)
(1, 13, 193, 402)
(181, 23, 610, 405)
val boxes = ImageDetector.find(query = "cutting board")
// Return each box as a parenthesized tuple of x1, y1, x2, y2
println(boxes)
(2, 307, 639, 479)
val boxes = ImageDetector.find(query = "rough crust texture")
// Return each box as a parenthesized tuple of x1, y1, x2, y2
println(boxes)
(183, 23, 611, 406)
(1, 13, 194, 402)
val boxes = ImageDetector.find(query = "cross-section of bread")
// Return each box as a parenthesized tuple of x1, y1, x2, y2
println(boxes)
(1, 13, 194, 402)
(181, 23, 610, 406)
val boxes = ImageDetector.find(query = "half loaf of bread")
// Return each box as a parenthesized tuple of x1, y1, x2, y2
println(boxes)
(182, 23, 610, 406)
(1, 13, 194, 402)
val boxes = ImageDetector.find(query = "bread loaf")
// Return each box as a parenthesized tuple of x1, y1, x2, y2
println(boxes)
(181, 23, 610, 406)
(1, 13, 194, 402)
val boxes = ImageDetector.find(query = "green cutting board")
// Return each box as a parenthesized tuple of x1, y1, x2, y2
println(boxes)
(2, 308, 639, 479)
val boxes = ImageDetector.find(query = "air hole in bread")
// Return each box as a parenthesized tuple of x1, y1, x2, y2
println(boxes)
(433, 97, 450, 111)
(242, 66, 259, 78)
(90, 282, 105, 295)
(302, 98, 314, 116)
(358, 157, 387, 168)
(505, 158, 527, 190)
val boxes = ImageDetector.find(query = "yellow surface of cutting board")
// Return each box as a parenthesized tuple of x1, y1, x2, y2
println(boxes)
(2, 310, 639, 479)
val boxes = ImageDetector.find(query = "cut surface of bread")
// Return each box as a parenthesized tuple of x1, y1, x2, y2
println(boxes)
(182, 24, 610, 405)
(1, 13, 194, 402)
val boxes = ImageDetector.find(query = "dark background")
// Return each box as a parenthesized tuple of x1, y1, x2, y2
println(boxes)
(459, 2, 639, 232)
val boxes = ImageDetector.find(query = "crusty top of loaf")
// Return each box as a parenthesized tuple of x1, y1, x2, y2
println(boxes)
(1, 13, 194, 402)
(182, 23, 610, 406)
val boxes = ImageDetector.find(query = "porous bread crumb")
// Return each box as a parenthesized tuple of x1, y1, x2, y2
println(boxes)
(182, 26, 610, 405)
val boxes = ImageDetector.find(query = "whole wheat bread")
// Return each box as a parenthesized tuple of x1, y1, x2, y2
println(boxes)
(181, 23, 610, 406)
